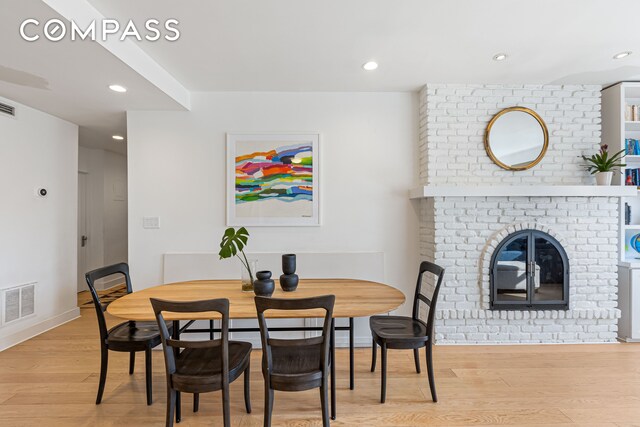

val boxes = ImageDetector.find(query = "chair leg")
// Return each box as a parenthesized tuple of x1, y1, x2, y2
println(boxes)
(425, 340, 437, 402)
(176, 392, 181, 423)
(145, 347, 153, 405)
(370, 339, 377, 372)
(380, 342, 387, 404)
(222, 383, 230, 427)
(244, 364, 252, 413)
(129, 352, 135, 375)
(330, 319, 336, 420)
(193, 393, 199, 413)
(166, 389, 176, 427)
(96, 346, 108, 404)
(320, 378, 329, 427)
(171, 320, 181, 423)
(413, 348, 421, 374)
(263, 382, 273, 427)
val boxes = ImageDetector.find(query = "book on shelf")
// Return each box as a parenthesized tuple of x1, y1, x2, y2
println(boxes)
(625, 138, 640, 155)
(626, 203, 632, 225)
(627, 104, 640, 122)
(625, 168, 640, 186)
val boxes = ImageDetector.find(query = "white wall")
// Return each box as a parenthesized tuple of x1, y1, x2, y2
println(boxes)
(78, 147, 128, 289)
(127, 92, 419, 329)
(0, 96, 79, 350)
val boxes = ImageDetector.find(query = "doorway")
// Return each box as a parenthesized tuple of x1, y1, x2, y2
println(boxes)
(77, 145, 129, 301)
(77, 171, 88, 292)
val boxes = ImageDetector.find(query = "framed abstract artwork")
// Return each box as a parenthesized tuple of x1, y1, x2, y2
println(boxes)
(226, 133, 320, 226)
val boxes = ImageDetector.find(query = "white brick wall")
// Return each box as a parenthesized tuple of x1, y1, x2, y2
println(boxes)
(425, 196, 620, 344)
(418, 84, 620, 344)
(419, 84, 602, 186)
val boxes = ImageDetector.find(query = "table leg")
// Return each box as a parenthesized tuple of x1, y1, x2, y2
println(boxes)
(172, 320, 181, 423)
(330, 318, 336, 420)
(349, 317, 354, 390)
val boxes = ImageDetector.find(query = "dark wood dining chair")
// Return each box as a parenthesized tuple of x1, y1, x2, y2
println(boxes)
(255, 295, 335, 427)
(85, 262, 168, 405)
(150, 298, 252, 427)
(370, 260, 445, 403)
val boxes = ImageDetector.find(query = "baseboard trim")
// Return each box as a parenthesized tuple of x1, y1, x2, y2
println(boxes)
(0, 307, 81, 352)
(436, 340, 620, 346)
(100, 277, 124, 291)
(617, 337, 640, 343)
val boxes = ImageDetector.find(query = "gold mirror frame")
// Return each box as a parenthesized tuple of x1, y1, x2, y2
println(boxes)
(484, 106, 549, 171)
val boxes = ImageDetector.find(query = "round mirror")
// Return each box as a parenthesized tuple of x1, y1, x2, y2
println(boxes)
(484, 107, 549, 171)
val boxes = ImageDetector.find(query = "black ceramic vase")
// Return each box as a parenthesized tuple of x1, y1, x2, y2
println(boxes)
(254, 271, 275, 297)
(280, 254, 299, 292)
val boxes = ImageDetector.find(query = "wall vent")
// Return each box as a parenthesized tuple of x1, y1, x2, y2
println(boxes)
(2, 282, 36, 326)
(0, 102, 15, 117)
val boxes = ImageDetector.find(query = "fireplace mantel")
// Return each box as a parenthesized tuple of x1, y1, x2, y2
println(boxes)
(409, 185, 638, 199)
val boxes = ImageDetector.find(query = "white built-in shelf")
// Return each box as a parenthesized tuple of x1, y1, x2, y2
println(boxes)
(625, 155, 640, 162)
(620, 260, 640, 268)
(409, 185, 638, 199)
(624, 224, 640, 229)
(626, 121, 640, 131)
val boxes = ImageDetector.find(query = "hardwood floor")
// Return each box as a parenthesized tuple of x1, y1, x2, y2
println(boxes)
(2, 309, 640, 426)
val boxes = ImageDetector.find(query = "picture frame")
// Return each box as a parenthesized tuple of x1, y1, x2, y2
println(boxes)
(226, 133, 320, 226)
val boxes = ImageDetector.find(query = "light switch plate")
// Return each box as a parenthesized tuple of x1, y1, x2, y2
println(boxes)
(143, 216, 160, 229)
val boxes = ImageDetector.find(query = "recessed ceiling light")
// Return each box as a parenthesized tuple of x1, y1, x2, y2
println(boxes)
(493, 53, 508, 61)
(112, 135, 125, 141)
(362, 61, 378, 71)
(613, 51, 632, 59)
(109, 84, 127, 93)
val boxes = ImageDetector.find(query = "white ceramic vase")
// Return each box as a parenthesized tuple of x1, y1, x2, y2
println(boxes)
(595, 171, 613, 186)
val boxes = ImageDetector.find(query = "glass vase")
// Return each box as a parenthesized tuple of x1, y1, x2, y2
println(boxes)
(241, 259, 257, 292)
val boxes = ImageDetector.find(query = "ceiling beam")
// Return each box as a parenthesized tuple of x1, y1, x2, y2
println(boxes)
(41, 0, 190, 110)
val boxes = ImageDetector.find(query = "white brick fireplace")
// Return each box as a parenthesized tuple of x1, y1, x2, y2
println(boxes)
(416, 84, 628, 344)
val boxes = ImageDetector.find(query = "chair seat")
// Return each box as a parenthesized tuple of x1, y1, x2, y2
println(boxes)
(107, 321, 169, 350)
(270, 370, 323, 391)
(269, 343, 323, 391)
(171, 341, 252, 393)
(370, 315, 429, 347)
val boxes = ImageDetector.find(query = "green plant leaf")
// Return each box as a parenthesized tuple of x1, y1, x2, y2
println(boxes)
(218, 227, 250, 260)
(582, 148, 626, 173)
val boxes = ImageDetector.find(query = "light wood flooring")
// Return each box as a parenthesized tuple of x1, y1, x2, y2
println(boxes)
(1, 308, 640, 426)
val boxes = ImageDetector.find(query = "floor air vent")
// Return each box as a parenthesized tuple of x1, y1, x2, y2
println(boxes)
(2, 282, 36, 325)
(0, 102, 15, 117)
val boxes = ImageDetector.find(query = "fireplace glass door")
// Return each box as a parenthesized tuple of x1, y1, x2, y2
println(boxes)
(493, 234, 530, 304)
(490, 230, 569, 310)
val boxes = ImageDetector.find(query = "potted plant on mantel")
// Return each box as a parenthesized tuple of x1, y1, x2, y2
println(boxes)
(582, 144, 626, 186)
(218, 226, 256, 292)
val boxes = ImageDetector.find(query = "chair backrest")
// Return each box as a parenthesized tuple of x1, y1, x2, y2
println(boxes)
(255, 295, 335, 376)
(412, 261, 445, 335)
(85, 262, 133, 343)
(150, 298, 230, 382)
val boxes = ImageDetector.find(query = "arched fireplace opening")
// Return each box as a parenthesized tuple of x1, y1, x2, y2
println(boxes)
(490, 229, 569, 310)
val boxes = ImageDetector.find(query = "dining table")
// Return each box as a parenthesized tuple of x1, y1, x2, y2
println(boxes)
(107, 278, 405, 420)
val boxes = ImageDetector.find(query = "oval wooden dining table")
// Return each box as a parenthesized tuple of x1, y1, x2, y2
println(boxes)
(107, 278, 405, 420)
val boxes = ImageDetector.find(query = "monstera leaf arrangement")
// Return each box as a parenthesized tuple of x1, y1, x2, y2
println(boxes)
(219, 226, 254, 285)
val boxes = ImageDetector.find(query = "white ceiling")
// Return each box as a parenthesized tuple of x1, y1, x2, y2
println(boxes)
(0, 0, 187, 154)
(87, 0, 640, 91)
(1, 0, 640, 155)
